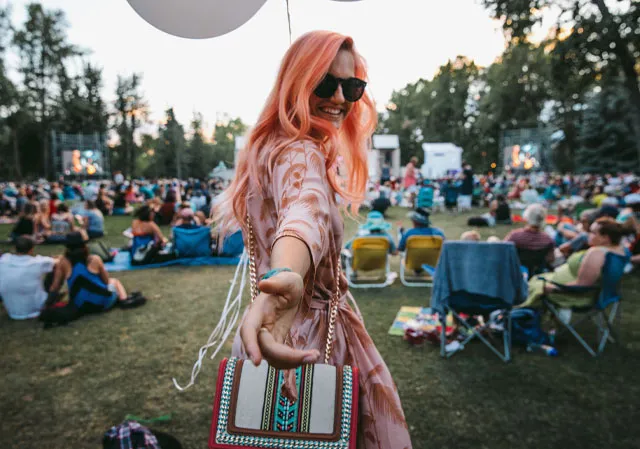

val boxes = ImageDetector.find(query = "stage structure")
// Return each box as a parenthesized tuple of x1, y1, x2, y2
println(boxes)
(51, 131, 110, 178)
(499, 127, 552, 172)
(369, 135, 401, 182)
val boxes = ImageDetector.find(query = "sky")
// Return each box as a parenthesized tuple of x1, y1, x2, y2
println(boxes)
(3, 0, 509, 136)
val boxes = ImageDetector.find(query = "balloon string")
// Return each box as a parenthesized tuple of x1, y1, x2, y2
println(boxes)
(285, 0, 292, 44)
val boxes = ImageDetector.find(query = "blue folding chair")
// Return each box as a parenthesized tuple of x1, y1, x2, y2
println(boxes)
(431, 242, 525, 362)
(173, 226, 212, 258)
(539, 251, 628, 356)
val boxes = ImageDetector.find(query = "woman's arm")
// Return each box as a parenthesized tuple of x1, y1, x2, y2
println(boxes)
(95, 256, 110, 284)
(48, 259, 68, 293)
(151, 222, 167, 243)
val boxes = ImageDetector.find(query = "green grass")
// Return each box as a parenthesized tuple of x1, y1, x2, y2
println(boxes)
(1, 208, 639, 449)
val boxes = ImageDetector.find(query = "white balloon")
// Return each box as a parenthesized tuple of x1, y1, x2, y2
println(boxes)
(126, 0, 268, 39)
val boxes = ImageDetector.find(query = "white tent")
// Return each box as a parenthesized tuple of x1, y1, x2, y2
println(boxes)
(421, 143, 463, 179)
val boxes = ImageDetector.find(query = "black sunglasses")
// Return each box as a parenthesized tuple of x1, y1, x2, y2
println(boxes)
(314, 74, 367, 102)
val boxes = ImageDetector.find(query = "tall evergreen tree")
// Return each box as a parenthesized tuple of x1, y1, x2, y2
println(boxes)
(12, 2, 82, 177)
(578, 85, 638, 173)
(113, 73, 147, 177)
(187, 113, 212, 179)
(157, 108, 187, 178)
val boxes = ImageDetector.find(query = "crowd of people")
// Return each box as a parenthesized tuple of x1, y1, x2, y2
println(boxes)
(0, 175, 237, 326)
(2, 166, 639, 327)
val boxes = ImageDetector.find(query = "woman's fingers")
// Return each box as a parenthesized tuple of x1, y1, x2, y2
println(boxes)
(258, 329, 319, 369)
(239, 306, 264, 366)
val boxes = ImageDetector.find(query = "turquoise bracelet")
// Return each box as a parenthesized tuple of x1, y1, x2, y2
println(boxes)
(261, 267, 293, 281)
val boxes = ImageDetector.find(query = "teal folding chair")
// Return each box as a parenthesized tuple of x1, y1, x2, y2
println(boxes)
(539, 251, 628, 356)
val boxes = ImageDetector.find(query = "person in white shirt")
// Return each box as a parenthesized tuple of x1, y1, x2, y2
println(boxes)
(0, 236, 56, 320)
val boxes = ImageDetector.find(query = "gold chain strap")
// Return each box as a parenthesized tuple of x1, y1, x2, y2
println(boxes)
(246, 214, 341, 364)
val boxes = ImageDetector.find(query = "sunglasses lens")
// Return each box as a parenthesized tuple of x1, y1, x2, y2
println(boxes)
(343, 79, 366, 102)
(314, 75, 338, 99)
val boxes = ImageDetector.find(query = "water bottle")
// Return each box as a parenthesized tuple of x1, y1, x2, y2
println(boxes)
(526, 344, 558, 357)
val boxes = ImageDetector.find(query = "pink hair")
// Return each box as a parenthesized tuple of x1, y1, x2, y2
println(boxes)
(214, 30, 377, 236)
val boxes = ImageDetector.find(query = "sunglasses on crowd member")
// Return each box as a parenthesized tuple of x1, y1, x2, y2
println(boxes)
(314, 74, 367, 102)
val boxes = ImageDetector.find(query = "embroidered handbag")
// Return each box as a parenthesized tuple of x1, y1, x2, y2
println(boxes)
(209, 218, 359, 449)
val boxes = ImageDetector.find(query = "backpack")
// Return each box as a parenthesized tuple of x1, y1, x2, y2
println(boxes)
(509, 308, 551, 346)
(89, 241, 115, 263)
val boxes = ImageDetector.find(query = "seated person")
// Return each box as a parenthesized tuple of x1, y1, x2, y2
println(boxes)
(173, 203, 201, 228)
(155, 190, 177, 226)
(112, 189, 133, 216)
(492, 194, 512, 224)
(370, 192, 391, 217)
(520, 217, 628, 309)
(131, 205, 168, 254)
(79, 200, 105, 239)
(460, 230, 481, 242)
(344, 211, 396, 253)
(0, 191, 14, 216)
(558, 210, 597, 258)
(47, 203, 76, 243)
(398, 208, 445, 253)
(35, 200, 52, 239)
(504, 203, 554, 266)
(11, 203, 39, 242)
(47, 232, 143, 317)
(95, 184, 113, 216)
(0, 236, 56, 320)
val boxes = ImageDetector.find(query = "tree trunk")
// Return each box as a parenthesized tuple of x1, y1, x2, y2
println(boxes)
(11, 128, 22, 180)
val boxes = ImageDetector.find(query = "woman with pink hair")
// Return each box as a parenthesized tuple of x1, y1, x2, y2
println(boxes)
(215, 31, 412, 448)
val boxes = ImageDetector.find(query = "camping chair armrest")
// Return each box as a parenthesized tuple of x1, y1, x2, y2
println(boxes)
(537, 276, 597, 294)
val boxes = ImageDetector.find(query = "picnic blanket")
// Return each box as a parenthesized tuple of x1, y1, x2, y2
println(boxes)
(388, 306, 454, 336)
(512, 214, 573, 225)
(105, 250, 240, 272)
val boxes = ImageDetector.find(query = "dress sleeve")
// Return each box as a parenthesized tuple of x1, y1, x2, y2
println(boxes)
(270, 141, 332, 272)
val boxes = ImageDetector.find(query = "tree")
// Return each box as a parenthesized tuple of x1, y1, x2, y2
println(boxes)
(380, 56, 480, 165)
(577, 84, 638, 172)
(480, 0, 640, 168)
(156, 108, 187, 178)
(211, 115, 247, 167)
(187, 113, 213, 179)
(56, 63, 108, 135)
(474, 42, 551, 171)
(12, 2, 82, 177)
(113, 73, 148, 177)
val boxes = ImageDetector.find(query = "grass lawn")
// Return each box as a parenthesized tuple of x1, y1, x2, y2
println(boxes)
(1, 208, 639, 449)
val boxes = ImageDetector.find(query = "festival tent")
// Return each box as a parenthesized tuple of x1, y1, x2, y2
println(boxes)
(421, 143, 463, 179)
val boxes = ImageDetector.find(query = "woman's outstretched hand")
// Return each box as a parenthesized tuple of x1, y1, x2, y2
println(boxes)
(240, 271, 320, 369)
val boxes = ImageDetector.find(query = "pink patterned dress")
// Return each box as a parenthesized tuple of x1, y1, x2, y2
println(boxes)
(232, 140, 412, 449)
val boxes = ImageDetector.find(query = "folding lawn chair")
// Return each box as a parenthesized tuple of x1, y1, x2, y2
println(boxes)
(517, 246, 552, 279)
(400, 235, 443, 287)
(173, 226, 213, 258)
(431, 242, 525, 362)
(539, 251, 628, 356)
(342, 237, 395, 288)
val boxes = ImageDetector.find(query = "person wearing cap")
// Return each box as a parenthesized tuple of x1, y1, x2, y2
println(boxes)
(47, 232, 144, 317)
(344, 211, 396, 253)
(397, 208, 445, 253)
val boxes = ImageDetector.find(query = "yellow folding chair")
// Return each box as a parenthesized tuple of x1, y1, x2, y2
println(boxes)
(400, 235, 443, 287)
(342, 237, 395, 288)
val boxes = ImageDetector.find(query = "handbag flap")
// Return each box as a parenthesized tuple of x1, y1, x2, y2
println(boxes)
(211, 357, 358, 449)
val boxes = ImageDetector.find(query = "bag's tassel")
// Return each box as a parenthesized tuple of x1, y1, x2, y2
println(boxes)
(172, 249, 248, 391)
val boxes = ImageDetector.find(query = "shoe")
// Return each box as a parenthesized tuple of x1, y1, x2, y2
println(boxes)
(118, 295, 147, 309)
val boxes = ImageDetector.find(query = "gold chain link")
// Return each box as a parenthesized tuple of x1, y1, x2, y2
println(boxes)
(246, 215, 340, 364)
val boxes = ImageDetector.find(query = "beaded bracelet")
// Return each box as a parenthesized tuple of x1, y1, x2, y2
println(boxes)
(260, 267, 293, 281)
